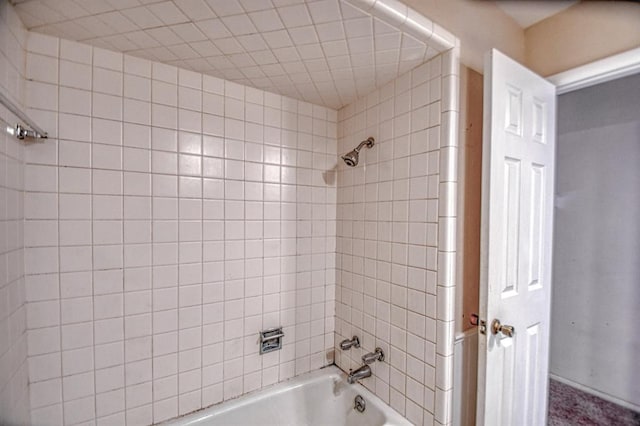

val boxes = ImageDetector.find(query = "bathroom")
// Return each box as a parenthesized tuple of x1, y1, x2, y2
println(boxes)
(0, 0, 638, 425)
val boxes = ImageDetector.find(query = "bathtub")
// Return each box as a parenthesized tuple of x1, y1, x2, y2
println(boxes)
(164, 365, 411, 426)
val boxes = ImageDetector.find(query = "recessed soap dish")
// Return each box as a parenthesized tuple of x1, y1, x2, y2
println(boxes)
(260, 327, 284, 354)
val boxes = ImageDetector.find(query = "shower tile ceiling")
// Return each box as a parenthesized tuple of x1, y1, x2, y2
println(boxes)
(10, 0, 441, 109)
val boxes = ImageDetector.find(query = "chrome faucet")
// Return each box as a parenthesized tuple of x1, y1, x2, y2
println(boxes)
(347, 347, 385, 384)
(340, 336, 360, 350)
(347, 364, 371, 384)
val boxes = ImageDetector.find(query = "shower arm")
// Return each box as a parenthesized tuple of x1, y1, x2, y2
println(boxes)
(353, 137, 375, 153)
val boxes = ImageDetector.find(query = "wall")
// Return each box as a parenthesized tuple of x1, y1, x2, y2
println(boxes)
(551, 72, 640, 410)
(22, 32, 338, 425)
(335, 50, 459, 425)
(525, 2, 640, 77)
(0, 1, 30, 424)
(403, 0, 525, 73)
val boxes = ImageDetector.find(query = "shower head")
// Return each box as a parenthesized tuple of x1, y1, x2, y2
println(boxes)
(341, 137, 375, 167)
(342, 150, 358, 167)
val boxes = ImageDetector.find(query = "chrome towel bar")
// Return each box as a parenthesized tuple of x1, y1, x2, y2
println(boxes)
(0, 91, 48, 140)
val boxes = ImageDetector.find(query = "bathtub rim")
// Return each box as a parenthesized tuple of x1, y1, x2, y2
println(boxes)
(161, 365, 412, 426)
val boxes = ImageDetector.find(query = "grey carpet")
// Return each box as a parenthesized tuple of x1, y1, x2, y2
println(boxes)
(548, 379, 640, 425)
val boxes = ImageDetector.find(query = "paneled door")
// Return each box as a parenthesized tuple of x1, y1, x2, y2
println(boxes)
(477, 49, 556, 425)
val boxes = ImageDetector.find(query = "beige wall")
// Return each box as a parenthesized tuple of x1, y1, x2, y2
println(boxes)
(416, 0, 640, 78)
(403, 0, 525, 72)
(525, 1, 640, 76)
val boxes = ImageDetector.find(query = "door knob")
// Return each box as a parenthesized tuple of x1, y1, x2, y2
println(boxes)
(491, 319, 515, 337)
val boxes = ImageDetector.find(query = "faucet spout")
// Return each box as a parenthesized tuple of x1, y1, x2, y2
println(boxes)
(347, 364, 371, 384)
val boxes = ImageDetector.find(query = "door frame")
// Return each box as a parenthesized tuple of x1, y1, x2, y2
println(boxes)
(464, 46, 640, 425)
(548, 47, 640, 94)
(542, 46, 640, 414)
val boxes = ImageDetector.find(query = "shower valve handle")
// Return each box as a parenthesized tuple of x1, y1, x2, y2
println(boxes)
(361, 348, 384, 364)
(340, 336, 360, 350)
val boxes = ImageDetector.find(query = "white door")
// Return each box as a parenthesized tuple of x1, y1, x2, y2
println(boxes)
(477, 49, 556, 426)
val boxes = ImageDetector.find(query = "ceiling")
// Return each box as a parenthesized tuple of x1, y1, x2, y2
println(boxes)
(11, 0, 441, 109)
(496, 1, 578, 29)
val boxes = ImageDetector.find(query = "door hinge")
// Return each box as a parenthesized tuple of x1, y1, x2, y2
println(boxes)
(470, 313, 487, 335)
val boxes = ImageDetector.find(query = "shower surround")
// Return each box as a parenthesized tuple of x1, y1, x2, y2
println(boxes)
(0, 0, 461, 425)
(335, 52, 458, 425)
(22, 33, 338, 425)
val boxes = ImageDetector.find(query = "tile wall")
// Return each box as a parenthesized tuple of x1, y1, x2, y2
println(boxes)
(11, 0, 450, 110)
(335, 50, 459, 426)
(0, 2, 30, 424)
(22, 32, 338, 425)
(0, 1, 461, 424)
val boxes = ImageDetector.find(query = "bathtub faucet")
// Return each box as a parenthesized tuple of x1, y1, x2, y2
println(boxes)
(347, 364, 371, 384)
(347, 347, 385, 384)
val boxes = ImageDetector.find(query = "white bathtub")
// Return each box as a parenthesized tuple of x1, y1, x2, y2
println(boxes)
(164, 366, 412, 426)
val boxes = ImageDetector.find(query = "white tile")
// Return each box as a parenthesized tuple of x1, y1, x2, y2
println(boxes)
(93, 93, 123, 121)
(27, 326, 59, 358)
(147, 1, 189, 26)
(62, 322, 93, 350)
(28, 352, 61, 382)
(206, 0, 244, 17)
(60, 38, 92, 64)
(15, 0, 449, 109)
(30, 404, 63, 426)
(59, 294, 92, 327)
(28, 31, 59, 56)
(63, 395, 96, 424)
(63, 371, 95, 401)
(94, 47, 123, 71)
(174, 0, 215, 21)
(59, 222, 91, 247)
(249, 9, 285, 32)
(13, 8, 462, 424)
(60, 59, 92, 90)
(30, 378, 62, 408)
(26, 53, 58, 84)
(94, 67, 123, 95)
(25, 274, 59, 304)
(93, 143, 123, 170)
(153, 61, 178, 84)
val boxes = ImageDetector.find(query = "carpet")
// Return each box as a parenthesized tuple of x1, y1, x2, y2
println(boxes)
(548, 379, 640, 425)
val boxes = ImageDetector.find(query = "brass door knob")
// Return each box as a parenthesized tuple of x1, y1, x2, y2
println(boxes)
(491, 319, 515, 337)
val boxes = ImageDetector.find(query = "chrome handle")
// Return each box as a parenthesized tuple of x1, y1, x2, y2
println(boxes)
(361, 347, 384, 364)
(340, 336, 360, 350)
(491, 319, 515, 337)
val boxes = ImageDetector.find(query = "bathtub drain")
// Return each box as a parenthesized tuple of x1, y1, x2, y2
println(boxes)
(354, 395, 366, 413)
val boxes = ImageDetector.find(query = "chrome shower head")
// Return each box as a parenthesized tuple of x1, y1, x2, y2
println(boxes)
(341, 137, 375, 167)
(342, 150, 359, 167)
